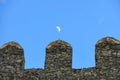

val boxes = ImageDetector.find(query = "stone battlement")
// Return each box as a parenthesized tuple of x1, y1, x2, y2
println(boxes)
(0, 37, 120, 80)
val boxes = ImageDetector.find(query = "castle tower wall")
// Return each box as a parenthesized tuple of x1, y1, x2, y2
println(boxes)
(45, 40, 72, 78)
(95, 37, 120, 79)
(0, 41, 25, 80)
(0, 36, 120, 79)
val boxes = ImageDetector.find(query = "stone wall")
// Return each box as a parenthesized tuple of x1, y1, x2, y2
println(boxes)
(95, 37, 120, 79)
(45, 40, 72, 79)
(0, 36, 120, 80)
(0, 41, 24, 80)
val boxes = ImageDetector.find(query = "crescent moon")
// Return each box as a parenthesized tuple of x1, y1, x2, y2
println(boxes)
(56, 26, 61, 32)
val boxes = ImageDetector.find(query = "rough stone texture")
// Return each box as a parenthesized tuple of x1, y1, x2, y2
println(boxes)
(95, 37, 120, 80)
(24, 68, 44, 80)
(45, 40, 72, 79)
(0, 37, 120, 80)
(0, 41, 24, 80)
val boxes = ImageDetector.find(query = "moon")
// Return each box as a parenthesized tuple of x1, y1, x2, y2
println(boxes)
(56, 26, 61, 32)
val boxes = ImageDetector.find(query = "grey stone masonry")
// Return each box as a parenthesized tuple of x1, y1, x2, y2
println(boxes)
(0, 36, 120, 80)
(45, 40, 72, 79)
(0, 41, 24, 80)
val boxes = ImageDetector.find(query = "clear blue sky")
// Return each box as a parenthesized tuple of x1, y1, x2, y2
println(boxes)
(0, 0, 120, 69)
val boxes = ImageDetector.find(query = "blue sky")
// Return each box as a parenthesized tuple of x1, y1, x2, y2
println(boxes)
(0, 0, 120, 69)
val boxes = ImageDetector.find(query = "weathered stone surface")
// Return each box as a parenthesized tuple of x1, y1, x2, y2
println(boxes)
(0, 37, 120, 80)
(24, 68, 44, 80)
(45, 40, 72, 79)
(0, 41, 24, 80)
(95, 37, 120, 79)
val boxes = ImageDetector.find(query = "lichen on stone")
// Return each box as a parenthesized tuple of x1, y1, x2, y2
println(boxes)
(1, 41, 23, 49)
